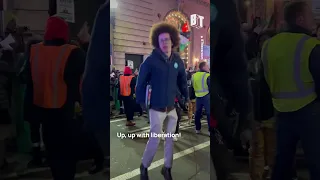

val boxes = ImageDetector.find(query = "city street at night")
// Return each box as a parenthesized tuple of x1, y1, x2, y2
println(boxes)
(1, 158, 109, 180)
(109, 114, 309, 180)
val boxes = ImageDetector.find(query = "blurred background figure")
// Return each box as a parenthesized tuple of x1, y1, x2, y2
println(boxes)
(0, 43, 15, 172)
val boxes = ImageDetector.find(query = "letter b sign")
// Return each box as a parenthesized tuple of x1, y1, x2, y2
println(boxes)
(190, 14, 204, 29)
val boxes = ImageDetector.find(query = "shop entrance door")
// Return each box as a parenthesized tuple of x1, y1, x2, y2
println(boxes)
(125, 54, 143, 71)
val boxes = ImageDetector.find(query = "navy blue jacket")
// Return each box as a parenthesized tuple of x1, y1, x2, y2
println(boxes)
(136, 49, 189, 109)
(82, 3, 109, 133)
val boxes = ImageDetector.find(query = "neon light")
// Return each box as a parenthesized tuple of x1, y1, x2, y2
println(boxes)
(190, 14, 204, 29)
(200, 36, 204, 60)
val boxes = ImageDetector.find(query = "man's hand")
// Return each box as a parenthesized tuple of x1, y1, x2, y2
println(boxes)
(240, 129, 252, 149)
(184, 101, 189, 110)
(140, 103, 147, 111)
(77, 21, 91, 43)
(74, 101, 82, 113)
(253, 25, 263, 35)
(239, 113, 255, 148)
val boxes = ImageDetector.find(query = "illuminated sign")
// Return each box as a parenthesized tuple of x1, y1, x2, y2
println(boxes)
(200, 36, 204, 60)
(203, 45, 210, 59)
(190, 14, 204, 29)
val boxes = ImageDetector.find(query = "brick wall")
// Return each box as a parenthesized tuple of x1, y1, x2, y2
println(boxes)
(111, 0, 177, 69)
(12, 0, 49, 35)
(5, 0, 104, 38)
(111, 0, 210, 69)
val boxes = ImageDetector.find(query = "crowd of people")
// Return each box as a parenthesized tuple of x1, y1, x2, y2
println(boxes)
(110, 67, 143, 125)
(0, 2, 210, 179)
(4, 1, 320, 180)
(0, 3, 111, 180)
(109, 58, 208, 142)
(107, 21, 211, 180)
(0, 14, 106, 179)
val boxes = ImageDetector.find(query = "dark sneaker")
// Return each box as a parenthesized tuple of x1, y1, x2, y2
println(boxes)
(126, 121, 136, 126)
(140, 164, 149, 180)
(161, 166, 173, 180)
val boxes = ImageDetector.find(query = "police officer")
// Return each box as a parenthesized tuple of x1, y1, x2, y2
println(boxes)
(192, 61, 210, 133)
(261, 2, 320, 180)
(24, 16, 86, 179)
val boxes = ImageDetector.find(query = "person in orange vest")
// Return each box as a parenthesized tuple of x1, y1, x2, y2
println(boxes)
(119, 66, 136, 126)
(23, 16, 86, 179)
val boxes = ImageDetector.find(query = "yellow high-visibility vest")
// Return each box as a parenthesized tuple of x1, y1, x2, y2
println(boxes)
(262, 33, 318, 112)
(192, 72, 210, 97)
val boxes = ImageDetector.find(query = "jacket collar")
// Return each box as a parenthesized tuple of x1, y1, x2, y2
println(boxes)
(198, 69, 208, 73)
(153, 48, 174, 62)
(284, 24, 312, 36)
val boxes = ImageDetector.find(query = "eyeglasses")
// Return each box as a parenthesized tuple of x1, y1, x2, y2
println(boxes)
(160, 38, 171, 43)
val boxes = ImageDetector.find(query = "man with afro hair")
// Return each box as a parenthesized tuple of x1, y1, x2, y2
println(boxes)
(136, 22, 189, 180)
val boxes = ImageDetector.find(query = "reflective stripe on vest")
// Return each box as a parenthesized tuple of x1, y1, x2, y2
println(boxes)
(30, 43, 76, 108)
(120, 75, 133, 96)
(262, 35, 315, 99)
(193, 72, 209, 93)
(192, 72, 209, 97)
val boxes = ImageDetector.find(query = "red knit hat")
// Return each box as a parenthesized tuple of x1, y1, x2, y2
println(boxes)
(123, 66, 132, 75)
(44, 17, 69, 42)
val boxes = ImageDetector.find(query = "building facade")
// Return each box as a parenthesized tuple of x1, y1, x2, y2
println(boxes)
(0, 0, 103, 38)
(0, 0, 49, 36)
(110, 0, 210, 70)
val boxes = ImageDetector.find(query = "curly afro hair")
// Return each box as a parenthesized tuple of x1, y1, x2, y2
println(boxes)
(149, 22, 180, 50)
